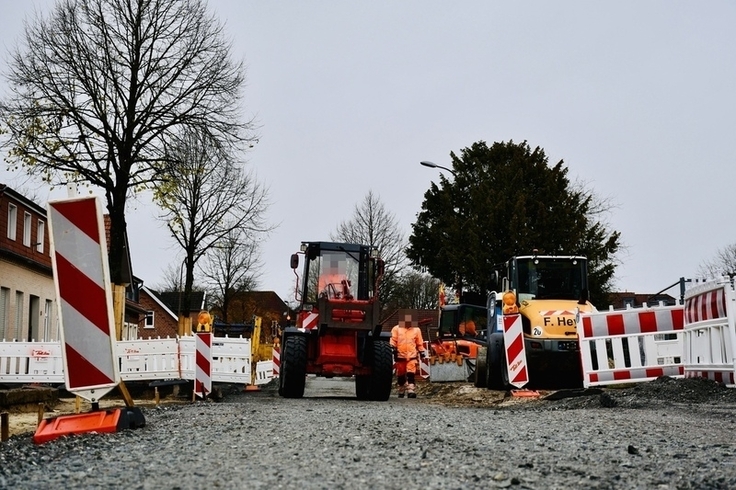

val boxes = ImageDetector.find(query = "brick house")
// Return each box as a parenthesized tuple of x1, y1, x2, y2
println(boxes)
(209, 290, 294, 341)
(0, 184, 56, 341)
(606, 292, 678, 309)
(138, 286, 206, 339)
(0, 184, 148, 341)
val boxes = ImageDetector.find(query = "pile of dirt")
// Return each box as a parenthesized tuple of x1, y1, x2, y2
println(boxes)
(545, 376, 736, 410)
(415, 376, 736, 410)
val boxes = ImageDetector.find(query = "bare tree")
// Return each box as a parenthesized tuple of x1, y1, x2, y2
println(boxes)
(152, 262, 186, 293)
(697, 244, 736, 280)
(388, 270, 441, 310)
(331, 190, 407, 307)
(154, 128, 269, 333)
(202, 227, 261, 323)
(0, 0, 252, 283)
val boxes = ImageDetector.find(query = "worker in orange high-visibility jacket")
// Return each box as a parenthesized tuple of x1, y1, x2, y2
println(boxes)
(390, 311, 427, 398)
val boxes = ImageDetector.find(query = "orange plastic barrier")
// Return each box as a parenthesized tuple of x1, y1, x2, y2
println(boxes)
(33, 408, 128, 444)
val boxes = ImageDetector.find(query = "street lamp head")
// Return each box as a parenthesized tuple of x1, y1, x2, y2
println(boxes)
(420, 160, 457, 178)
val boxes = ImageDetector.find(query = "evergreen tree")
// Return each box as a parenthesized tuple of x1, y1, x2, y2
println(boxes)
(408, 140, 620, 306)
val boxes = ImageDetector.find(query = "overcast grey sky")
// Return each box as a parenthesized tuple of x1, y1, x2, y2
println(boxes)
(2, 1, 735, 304)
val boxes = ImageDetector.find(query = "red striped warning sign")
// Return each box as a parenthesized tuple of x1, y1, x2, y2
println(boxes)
(272, 344, 280, 377)
(48, 197, 119, 400)
(419, 341, 431, 379)
(195, 332, 212, 398)
(685, 287, 727, 324)
(300, 311, 319, 330)
(581, 306, 684, 338)
(503, 314, 528, 388)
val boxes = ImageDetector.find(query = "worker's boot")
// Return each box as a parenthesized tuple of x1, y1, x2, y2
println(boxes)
(397, 385, 406, 398)
(407, 383, 416, 398)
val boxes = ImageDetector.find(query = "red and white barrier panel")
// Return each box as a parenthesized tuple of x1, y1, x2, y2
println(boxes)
(194, 333, 212, 398)
(682, 278, 736, 387)
(420, 341, 431, 379)
(272, 344, 280, 377)
(577, 305, 685, 388)
(48, 196, 120, 403)
(503, 314, 528, 388)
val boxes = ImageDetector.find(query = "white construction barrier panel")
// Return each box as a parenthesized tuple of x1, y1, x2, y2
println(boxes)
(48, 196, 120, 403)
(0, 336, 262, 386)
(683, 278, 736, 386)
(577, 304, 685, 388)
(117, 338, 180, 380)
(0, 342, 65, 383)
(254, 361, 274, 385)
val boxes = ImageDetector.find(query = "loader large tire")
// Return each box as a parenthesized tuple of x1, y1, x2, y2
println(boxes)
(281, 335, 307, 398)
(368, 340, 393, 401)
(355, 375, 370, 400)
(474, 346, 488, 388)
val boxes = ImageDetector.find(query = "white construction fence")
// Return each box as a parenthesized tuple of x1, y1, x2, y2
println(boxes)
(0, 335, 274, 387)
(577, 303, 685, 388)
(577, 276, 736, 389)
(682, 278, 736, 386)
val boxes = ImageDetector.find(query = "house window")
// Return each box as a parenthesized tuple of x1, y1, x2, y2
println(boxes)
(37, 220, 45, 253)
(0, 287, 8, 340)
(7, 204, 17, 240)
(145, 311, 154, 329)
(23, 212, 32, 246)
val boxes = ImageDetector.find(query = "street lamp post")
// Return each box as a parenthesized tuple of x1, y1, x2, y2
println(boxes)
(420, 160, 465, 303)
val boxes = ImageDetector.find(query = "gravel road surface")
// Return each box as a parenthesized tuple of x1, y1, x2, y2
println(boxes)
(1, 376, 735, 489)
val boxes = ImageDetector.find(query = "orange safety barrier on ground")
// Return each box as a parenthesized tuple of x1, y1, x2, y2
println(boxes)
(33, 408, 128, 444)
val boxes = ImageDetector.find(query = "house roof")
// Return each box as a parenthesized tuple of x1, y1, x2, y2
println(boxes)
(235, 291, 291, 315)
(0, 184, 47, 216)
(151, 289, 206, 315)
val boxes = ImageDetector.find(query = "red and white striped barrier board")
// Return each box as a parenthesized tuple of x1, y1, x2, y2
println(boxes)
(503, 314, 528, 388)
(420, 341, 430, 379)
(685, 286, 727, 324)
(195, 332, 212, 398)
(682, 279, 736, 387)
(577, 304, 685, 388)
(48, 197, 119, 402)
(300, 312, 319, 330)
(272, 344, 280, 377)
(580, 307, 684, 338)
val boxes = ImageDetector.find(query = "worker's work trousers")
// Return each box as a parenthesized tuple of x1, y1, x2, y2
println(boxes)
(395, 358, 417, 394)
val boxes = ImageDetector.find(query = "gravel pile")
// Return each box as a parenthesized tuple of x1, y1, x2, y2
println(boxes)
(1, 377, 735, 489)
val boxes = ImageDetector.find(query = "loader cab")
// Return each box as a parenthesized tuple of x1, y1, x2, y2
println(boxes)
(438, 303, 488, 341)
(498, 255, 589, 304)
(291, 241, 382, 307)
